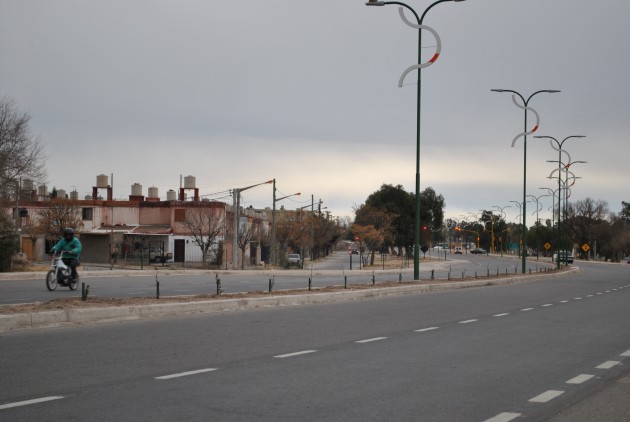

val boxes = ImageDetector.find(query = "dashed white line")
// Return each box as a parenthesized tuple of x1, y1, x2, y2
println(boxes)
(274, 350, 317, 359)
(493, 313, 510, 317)
(415, 327, 439, 332)
(596, 293, 603, 295)
(541, 304, 553, 307)
(482, 412, 522, 422)
(355, 337, 387, 344)
(529, 390, 564, 403)
(155, 368, 217, 380)
(605, 290, 611, 293)
(566, 374, 595, 384)
(596, 361, 620, 369)
(0, 396, 64, 410)
(521, 308, 534, 312)
(586, 295, 594, 297)
(620, 350, 630, 357)
(559, 300, 569, 303)
(574, 297, 582, 300)
(459, 319, 478, 324)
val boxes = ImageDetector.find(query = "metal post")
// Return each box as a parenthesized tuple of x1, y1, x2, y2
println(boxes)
(271, 179, 276, 266)
(232, 188, 239, 270)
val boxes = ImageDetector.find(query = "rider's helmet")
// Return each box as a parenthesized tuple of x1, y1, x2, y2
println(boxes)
(63, 228, 75, 241)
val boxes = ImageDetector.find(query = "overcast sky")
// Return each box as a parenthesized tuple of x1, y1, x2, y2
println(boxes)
(1, 0, 628, 224)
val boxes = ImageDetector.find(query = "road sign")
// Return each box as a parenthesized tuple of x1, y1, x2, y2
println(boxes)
(582, 243, 590, 252)
(544, 242, 551, 250)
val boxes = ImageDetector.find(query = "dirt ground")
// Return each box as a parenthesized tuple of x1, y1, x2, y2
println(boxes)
(0, 277, 498, 315)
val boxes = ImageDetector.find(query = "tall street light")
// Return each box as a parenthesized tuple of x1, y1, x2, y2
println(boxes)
(493, 205, 511, 256)
(491, 88, 560, 274)
(526, 193, 549, 260)
(510, 199, 528, 259)
(535, 135, 585, 268)
(366, 0, 467, 280)
(271, 178, 301, 266)
(548, 160, 586, 266)
(232, 180, 273, 270)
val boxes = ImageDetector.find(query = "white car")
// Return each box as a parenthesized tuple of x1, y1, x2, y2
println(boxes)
(287, 254, 301, 265)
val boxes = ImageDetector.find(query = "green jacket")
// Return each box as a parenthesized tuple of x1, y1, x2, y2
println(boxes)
(51, 237, 82, 259)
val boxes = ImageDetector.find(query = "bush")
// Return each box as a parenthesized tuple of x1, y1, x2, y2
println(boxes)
(0, 214, 19, 272)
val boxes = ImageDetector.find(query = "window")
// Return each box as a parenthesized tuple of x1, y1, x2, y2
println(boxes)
(174, 209, 186, 223)
(82, 208, 93, 221)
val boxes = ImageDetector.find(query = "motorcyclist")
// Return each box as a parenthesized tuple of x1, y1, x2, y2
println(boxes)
(50, 228, 82, 281)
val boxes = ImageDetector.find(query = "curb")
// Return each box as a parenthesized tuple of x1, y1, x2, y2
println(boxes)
(0, 267, 576, 333)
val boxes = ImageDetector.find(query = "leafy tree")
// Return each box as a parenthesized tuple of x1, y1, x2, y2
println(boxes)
(358, 184, 445, 254)
(621, 201, 630, 223)
(567, 198, 610, 259)
(352, 224, 385, 265)
(0, 97, 46, 200)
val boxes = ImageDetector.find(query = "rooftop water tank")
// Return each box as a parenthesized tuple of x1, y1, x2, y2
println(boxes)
(183, 175, 196, 189)
(57, 189, 67, 199)
(131, 183, 143, 196)
(22, 179, 34, 191)
(148, 186, 159, 199)
(166, 189, 177, 201)
(37, 185, 48, 196)
(70, 190, 79, 200)
(96, 174, 109, 188)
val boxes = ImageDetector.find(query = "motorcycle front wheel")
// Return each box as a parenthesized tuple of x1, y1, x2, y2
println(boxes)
(46, 270, 57, 291)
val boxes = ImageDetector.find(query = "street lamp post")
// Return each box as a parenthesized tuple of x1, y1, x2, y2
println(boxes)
(366, 0, 466, 280)
(548, 160, 586, 266)
(510, 199, 528, 260)
(492, 205, 511, 256)
(270, 178, 301, 267)
(232, 180, 273, 270)
(535, 135, 585, 268)
(492, 89, 560, 273)
(526, 194, 549, 260)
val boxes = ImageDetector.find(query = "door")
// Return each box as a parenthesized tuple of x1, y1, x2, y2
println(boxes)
(174, 239, 185, 262)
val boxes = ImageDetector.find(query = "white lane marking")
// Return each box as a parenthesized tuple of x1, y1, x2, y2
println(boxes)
(415, 327, 439, 332)
(541, 304, 553, 307)
(521, 308, 534, 312)
(482, 412, 522, 422)
(355, 337, 388, 344)
(559, 300, 569, 303)
(274, 350, 317, 359)
(155, 368, 217, 380)
(0, 396, 64, 410)
(574, 297, 582, 300)
(596, 293, 603, 295)
(596, 361, 620, 369)
(529, 390, 564, 403)
(586, 295, 594, 297)
(493, 313, 510, 317)
(459, 319, 478, 324)
(605, 290, 611, 293)
(566, 374, 594, 384)
(613, 289, 618, 291)
(620, 350, 630, 357)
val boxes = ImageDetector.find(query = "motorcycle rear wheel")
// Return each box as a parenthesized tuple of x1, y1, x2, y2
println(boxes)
(69, 275, 78, 291)
(46, 270, 57, 291)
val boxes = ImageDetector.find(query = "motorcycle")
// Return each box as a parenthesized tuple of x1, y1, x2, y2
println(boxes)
(46, 252, 79, 291)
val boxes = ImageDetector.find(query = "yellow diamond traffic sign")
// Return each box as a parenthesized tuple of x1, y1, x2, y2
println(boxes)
(544, 242, 551, 250)
(582, 243, 590, 252)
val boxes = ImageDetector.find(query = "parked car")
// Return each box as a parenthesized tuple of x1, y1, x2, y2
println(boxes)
(287, 253, 302, 266)
(552, 250, 574, 264)
(470, 248, 486, 255)
(454, 247, 462, 255)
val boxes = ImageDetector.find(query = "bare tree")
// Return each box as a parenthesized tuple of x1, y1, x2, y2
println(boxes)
(0, 97, 46, 200)
(37, 201, 84, 242)
(181, 204, 226, 267)
(237, 219, 261, 269)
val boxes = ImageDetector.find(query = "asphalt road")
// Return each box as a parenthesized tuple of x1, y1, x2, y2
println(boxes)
(1, 261, 629, 421)
(0, 252, 551, 305)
